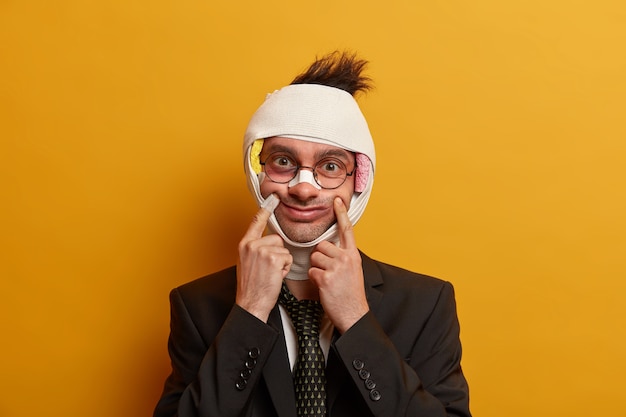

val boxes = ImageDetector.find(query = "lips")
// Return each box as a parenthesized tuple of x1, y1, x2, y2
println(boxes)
(278, 201, 331, 222)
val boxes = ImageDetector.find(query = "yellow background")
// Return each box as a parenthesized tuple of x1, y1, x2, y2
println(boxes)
(1, 1, 625, 416)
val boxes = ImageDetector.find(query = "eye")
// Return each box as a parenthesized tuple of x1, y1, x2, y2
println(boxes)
(317, 158, 345, 176)
(270, 154, 296, 170)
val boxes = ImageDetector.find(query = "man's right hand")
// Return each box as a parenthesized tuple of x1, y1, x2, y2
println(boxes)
(236, 194, 291, 322)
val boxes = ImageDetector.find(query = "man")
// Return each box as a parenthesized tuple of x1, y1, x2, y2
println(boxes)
(154, 51, 471, 417)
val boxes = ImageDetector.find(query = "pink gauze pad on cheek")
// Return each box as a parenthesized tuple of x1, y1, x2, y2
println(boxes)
(355, 153, 371, 192)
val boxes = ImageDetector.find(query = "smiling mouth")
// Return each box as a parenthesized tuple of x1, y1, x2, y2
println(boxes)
(279, 202, 330, 222)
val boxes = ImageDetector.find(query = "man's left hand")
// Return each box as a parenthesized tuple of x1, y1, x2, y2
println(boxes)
(309, 197, 369, 334)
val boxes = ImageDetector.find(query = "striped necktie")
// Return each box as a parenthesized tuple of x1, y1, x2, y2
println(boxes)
(279, 282, 326, 417)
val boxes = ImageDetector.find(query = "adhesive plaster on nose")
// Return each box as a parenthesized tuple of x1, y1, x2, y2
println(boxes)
(288, 169, 321, 190)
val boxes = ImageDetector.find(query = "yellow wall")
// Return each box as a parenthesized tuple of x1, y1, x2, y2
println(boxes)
(1, 1, 625, 416)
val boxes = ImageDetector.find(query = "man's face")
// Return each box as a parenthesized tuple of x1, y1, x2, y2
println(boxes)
(259, 137, 356, 243)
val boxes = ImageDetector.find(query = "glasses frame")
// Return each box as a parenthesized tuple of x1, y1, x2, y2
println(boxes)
(259, 152, 357, 190)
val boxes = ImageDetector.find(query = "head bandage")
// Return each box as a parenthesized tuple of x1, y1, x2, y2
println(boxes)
(243, 83, 376, 248)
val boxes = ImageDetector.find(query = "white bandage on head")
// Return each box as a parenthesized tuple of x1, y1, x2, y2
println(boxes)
(243, 83, 376, 248)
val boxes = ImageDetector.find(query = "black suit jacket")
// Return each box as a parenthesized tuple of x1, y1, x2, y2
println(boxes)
(154, 252, 471, 417)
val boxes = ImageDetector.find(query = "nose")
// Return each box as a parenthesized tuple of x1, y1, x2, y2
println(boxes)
(288, 169, 321, 200)
(288, 168, 321, 190)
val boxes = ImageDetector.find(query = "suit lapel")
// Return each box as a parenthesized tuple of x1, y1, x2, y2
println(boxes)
(361, 251, 384, 317)
(262, 305, 297, 417)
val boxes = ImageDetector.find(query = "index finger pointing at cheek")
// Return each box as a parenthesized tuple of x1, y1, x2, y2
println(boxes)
(334, 197, 356, 249)
(244, 194, 279, 240)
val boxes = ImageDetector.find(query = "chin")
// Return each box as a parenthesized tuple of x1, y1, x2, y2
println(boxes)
(278, 219, 333, 244)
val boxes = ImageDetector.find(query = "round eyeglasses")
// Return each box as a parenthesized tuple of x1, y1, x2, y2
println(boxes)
(260, 152, 356, 190)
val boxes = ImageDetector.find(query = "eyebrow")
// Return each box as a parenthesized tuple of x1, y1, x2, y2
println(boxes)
(262, 144, 354, 164)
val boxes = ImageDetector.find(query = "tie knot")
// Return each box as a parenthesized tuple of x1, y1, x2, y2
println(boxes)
(279, 282, 324, 336)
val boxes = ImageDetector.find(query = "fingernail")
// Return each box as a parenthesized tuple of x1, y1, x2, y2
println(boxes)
(261, 194, 279, 212)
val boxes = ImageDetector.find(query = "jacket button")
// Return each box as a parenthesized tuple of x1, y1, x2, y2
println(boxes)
(240, 368, 252, 380)
(358, 369, 371, 380)
(369, 389, 382, 401)
(235, 378, 247, 391)
(245, 358, 257, 369)
(248, 347, 260, 359)
(365, 378, 376, 390)
(352, 359, 364, 370)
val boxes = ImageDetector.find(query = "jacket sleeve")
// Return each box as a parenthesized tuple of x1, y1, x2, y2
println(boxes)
(154, 288, 279, 417)
(332, 281, 471, 417)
